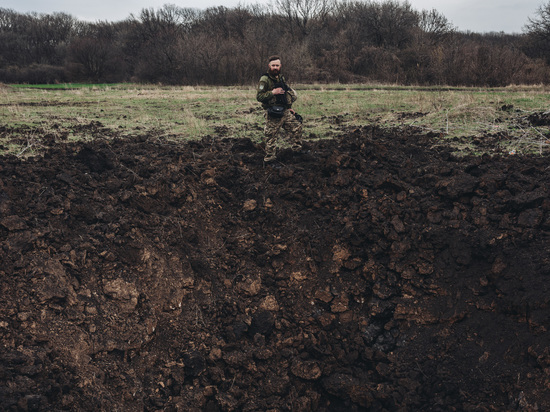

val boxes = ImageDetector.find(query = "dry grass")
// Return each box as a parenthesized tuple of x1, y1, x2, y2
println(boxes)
(1, 83, 550, 156)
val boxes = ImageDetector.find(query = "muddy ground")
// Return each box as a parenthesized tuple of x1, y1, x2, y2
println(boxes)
(1, 125, 550, 411)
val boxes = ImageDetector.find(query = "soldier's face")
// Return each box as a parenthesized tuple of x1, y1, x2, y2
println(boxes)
(268, 60, 281, 75)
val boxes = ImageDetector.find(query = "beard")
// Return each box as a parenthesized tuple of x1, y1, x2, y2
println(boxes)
(268, 68, 280, 76)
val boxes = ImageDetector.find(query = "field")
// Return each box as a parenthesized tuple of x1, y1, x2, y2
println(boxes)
(2, 83, 550, 156)
(1, 84, 550, 410)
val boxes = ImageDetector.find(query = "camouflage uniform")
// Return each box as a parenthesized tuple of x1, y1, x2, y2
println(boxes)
(256, 73, 302, 161)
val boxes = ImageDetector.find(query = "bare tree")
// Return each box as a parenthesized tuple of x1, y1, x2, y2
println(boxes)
(418, 9, 455, 45)
(124, 5, 199, 83)
(1, 2, 549, 86)
(523, 1, 550, 63)
(272, 0, 336, 38)
(0, 9, 76, 67)
(67, 22, 128, 82)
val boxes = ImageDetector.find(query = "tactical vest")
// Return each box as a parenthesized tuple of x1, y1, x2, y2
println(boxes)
(258, 73, 292, 108)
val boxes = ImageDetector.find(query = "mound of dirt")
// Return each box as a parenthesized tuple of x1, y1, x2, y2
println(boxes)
(1, 127, 550, 411)
(527, 111, 550, 126)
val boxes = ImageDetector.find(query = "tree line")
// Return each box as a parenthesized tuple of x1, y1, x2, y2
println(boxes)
(1, 0, 550, 86)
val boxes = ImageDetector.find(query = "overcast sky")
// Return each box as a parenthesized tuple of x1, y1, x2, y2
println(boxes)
(0, 0, 544, 33)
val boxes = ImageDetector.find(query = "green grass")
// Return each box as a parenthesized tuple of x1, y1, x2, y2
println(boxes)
(1, 83, 550, 157)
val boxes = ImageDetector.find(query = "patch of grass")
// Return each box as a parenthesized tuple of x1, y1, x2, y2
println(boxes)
(10, 83, 120, 90)
(1, 83, 549, 156)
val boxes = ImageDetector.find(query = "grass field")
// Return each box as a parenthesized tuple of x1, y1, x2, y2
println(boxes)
(1, 83, 550, 156)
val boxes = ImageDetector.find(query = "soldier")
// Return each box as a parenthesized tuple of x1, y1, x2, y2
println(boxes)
(256, 55, 303, 163)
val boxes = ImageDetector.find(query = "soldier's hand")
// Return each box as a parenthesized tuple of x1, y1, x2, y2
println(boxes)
(272, 87, 285, 95)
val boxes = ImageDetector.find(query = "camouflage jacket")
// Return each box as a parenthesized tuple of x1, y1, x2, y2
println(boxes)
(256, 73, 297, 110)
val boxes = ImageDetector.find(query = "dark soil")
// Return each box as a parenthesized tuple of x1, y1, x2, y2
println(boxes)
(1, 126, 550, 411)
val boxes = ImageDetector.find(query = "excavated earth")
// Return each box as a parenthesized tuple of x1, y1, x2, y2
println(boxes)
(1, 126, 550, 411)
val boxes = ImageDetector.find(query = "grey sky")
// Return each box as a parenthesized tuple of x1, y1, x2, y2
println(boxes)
(1, 0, 545, 33)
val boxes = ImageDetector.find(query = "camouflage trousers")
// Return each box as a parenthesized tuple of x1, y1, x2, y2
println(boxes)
(264, 109, 303, 157)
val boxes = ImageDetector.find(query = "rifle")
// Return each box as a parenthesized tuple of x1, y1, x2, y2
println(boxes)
(272, 80, 303, 122)
(273, 80, 290, 105)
